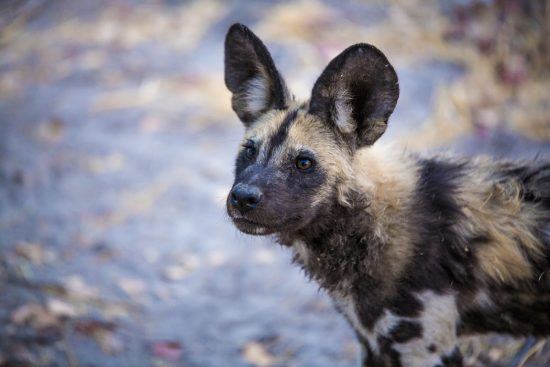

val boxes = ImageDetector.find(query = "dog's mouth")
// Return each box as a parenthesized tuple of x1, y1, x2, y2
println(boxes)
(229, 213, 296, 236)
(231, 217, 275, 235)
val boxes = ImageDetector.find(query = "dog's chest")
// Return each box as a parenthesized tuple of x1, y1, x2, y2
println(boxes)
(330, 292, 368, 337)
(292, 240, 368, 335)
(292, 239, 461, 364)
(332, 290, 461, 366)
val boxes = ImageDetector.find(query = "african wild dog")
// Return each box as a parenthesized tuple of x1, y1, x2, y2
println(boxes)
(223, 23, 550, 367)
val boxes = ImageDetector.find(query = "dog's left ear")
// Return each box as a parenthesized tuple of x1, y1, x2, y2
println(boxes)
(224, 23, 291, 126)
(309, 44, 399, 147)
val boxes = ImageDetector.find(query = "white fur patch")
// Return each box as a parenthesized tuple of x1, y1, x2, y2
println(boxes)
(332, 293, 399, 354)
(244, 76, 269, 115)
(333, 88, 354, 134)
(368, 309, 401, 353)
(292, 240, 310, 264)
(394, 291, 459, 367)
(331, 294, 367, 338)
(332, 290, 459, 366)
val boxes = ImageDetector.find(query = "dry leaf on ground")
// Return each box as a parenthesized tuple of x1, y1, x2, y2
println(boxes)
(242, 341, 276, 367)
(152, 340, 182, 361)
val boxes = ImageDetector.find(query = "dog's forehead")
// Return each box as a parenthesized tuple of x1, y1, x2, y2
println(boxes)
(244, 109, 288, 142)
(286, 113, 334, 151)
(243, 109, 332, 152)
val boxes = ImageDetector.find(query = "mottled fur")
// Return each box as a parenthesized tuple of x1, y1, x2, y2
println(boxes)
(224, 24, 550, 367)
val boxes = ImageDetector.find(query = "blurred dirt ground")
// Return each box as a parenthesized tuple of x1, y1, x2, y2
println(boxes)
(0, 0, 549, 366)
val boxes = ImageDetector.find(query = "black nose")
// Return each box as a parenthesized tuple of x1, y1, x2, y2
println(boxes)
(229, 184, 263, 213)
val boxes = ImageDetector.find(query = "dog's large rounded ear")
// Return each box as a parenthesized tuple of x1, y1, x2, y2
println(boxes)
(224, 23, 290, 126)
(309, 44, 399, 147)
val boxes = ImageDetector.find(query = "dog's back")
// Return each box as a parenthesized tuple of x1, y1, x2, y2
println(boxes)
(452, 159, 550, 335)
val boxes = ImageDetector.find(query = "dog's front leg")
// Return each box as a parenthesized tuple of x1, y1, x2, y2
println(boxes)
(354, 291, 463, 367)
(359, 330, 463, 367)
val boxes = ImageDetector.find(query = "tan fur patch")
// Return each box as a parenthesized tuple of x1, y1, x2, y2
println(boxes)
(349, 144, 419, 295)
(243, 75, 270, 115)
(454, 158, 544, 285)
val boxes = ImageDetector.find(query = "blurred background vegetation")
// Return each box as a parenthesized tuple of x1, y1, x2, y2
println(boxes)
(0, 0, 548, 366)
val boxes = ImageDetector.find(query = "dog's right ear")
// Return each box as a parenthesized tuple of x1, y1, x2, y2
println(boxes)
(224, 23, 290, 126)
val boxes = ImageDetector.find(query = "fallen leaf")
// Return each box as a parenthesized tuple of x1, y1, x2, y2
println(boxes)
(11, 303, 38, 324)
(153, 340, 182, 361)
(64, 275, 99, 299)
(206, 250, 227, 267)
(163, 265, 190, 281)
(117, 277, 147, 297)
(74, 319, 116, 335)
(15, 241, 55, 265)
(98, 330, 124, 355)
(242, 341, 276, 367)
(74, 319, 123, 355)
(11, 303, 59, 329)
(139, 114, 169, 133)
(46, 298, 78, 318)
(497, 54, 527, 86)
(84, 153, 125, 173)
(101, 303, 132, 320)
(162, 255, 199, 281)
(35, 117, 64, 143)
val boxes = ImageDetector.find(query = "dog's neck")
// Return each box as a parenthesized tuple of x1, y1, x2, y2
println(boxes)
(277, 145, 418, 297)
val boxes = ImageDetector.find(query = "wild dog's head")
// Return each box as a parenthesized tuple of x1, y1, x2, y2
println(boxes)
(224, 23, 399, 236)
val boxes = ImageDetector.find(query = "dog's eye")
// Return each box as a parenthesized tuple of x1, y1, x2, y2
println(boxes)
(295, 157, 314, 171)
(244, 144, 256, 159)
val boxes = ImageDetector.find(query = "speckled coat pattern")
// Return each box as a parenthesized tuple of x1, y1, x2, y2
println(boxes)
(224, 24, 550, 367)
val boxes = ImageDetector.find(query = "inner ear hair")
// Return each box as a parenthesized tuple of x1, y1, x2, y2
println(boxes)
(224, 23, 290, 125)
(332, 87, 355, 134)
(309, 43, 399, 148)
